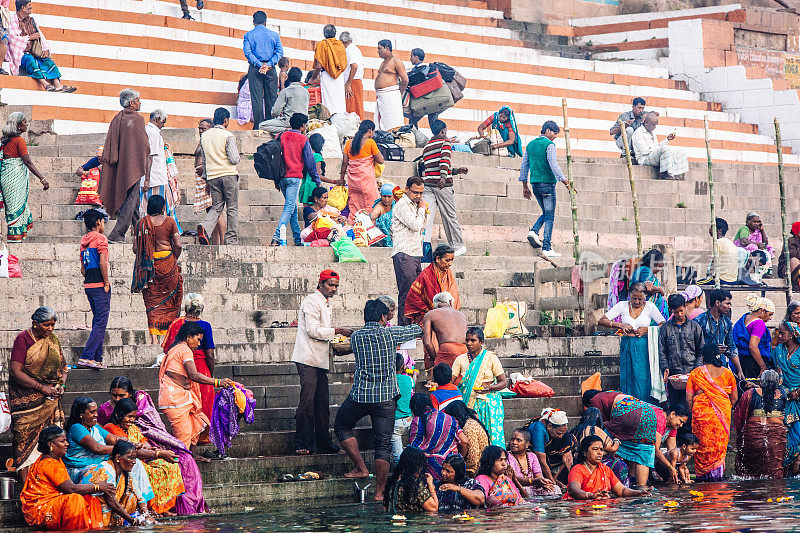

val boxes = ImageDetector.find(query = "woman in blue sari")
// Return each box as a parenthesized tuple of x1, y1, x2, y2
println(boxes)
(733, 293, 775, 378)
(772, 320, 800, 475)
(477, 106, 523, 157)
(629, 249, 667, 318)
(452, 327, 509, 447)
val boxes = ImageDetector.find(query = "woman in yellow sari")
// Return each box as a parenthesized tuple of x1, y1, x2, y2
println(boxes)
(686, 343, 738, 481)
(159, 321, 232, 449)
(79, 440, 152, 526)
(21, 426, 108, 530)
(9, 307, 66, 483)
(451, 327, 509, 447)
(104, 398, 184, 515)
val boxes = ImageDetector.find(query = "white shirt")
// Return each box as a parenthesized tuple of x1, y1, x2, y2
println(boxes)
(631, 125, 667, 164)
(343, 44, 364, 81)
(604, 301, 665, 329)
(291, 290, 336, 370)
(391, 194, 427, 258)
(144, 122, 169, 187)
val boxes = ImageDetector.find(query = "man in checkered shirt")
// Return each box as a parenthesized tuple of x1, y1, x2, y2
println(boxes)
(334, 298, 422, 501)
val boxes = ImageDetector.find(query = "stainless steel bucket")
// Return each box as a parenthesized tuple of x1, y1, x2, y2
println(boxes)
(0, 476, 15, 500)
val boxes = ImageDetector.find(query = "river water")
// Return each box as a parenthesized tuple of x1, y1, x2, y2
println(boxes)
(65, 479, 800, 532)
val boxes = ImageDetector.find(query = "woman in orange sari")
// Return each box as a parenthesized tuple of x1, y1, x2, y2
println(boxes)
(20, 426, 121, 530)
(104, 398, 184, 515)
(404, 244, 461, 325)
(564, 436, 648, 500)
(340, 120, 384, 221)
(686, 343, 739, 481)
(162, 293, 216, 420)
(159, 321, 232, 449)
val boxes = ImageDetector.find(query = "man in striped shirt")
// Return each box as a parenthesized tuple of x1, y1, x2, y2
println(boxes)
(422, 120, 468, 257)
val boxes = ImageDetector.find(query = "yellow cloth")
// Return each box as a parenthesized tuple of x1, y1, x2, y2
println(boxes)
(314, 38, 348, 79)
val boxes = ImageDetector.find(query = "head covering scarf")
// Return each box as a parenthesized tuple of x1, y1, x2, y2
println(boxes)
(492, 105, 523, 157)
(746, 211, 760, 221)
(681, 284, 702, 302)
(380, 183, 395, 196)
(746, 293, 776, 314)
(792, 221, 800, 237)
(785, 320, 800, 341)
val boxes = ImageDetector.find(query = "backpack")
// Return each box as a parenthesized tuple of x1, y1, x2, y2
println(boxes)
(413, 155, 425, 177)
(253, 133, 285, 182)
(373, 130, 395, 144)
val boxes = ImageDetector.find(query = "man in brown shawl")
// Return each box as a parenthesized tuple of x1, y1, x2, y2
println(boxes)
(100, 88, 149, 242)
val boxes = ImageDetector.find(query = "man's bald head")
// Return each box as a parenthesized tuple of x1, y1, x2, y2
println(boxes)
(644, 111, 659, 131)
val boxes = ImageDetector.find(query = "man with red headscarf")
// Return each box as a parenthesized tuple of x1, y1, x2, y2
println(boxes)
(779, 222, 800, 291)
(290, 270, 353, 455)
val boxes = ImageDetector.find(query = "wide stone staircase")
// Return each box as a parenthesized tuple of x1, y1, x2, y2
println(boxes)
(0, 125, 797, 523)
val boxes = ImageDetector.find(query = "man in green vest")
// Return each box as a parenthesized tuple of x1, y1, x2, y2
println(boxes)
(519, 120, 574, 259)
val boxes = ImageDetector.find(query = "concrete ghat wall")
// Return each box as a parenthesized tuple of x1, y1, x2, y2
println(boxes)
(669, 18, 800, 152)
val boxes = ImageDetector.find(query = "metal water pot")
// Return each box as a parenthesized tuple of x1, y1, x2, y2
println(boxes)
(0, 476, 15, 500)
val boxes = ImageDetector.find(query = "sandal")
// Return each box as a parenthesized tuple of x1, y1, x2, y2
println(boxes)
(45, 86, 58, 92)
(270, 321, 281, 328)
(62, 86, 77, 93)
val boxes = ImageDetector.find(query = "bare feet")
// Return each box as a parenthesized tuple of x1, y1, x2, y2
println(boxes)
(373, 494, 383, 502)
(344, 468, 369, 478)
(192, 452, 211, 463)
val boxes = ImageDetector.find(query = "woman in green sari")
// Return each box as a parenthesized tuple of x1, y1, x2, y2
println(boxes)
(452, 327, 509, 447)
(1, 112, 49, 241)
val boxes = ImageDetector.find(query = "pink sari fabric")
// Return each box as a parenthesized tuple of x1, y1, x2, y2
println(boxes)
(475, 474, 524, 508)
(345, 156, 378, 223)
(135, 391, 208, 514)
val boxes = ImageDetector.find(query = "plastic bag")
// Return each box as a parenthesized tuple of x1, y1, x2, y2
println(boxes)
(581, 372, 602, 395)
(512, 379, 555, 398)
(328, 186, 348, 211)
(0, 242, 20, 278)
(330, 112, 360, 138)
(75, 168, 103, 205)
(0, 393, 9, 434)
(484, 302, 510, 338)
(504, 300, 528, 336)
(331, 237, 367, 263)
(374, 162, 385, 178)
(315, 124, 343, 159)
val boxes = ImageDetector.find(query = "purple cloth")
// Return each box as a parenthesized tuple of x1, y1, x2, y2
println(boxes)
(237, 80, 253, 125)
(134, 391, 208, 514)
(210, 385, 255, 457)
(97, 400, 114, 428)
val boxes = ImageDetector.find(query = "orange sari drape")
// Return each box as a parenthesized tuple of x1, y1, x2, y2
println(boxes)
(686, 366, 736, 475)
(404, 263, 461, 324)
(21, 457, 103, 530)
(314, 38, 347, 78)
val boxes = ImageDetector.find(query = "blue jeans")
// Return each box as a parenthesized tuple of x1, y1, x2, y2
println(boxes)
(82, 287, 110, 362)
(274, 177, 302, 245)
(531, 182, 556, 251)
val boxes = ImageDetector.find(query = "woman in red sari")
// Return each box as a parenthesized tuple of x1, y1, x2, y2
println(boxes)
(162, 293, 216, 420)
(404, 244, 461, 325)
(686, 343, 738, 481)
(564, 436, 648, 500)
(132, 194, 183, 345)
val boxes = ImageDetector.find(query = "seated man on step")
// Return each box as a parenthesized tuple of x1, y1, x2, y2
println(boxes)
(631, 112, 688, 180)
(609, 97, 646, 156)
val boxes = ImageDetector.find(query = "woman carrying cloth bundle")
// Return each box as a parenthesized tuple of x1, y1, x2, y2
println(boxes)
(452, 327, 509, 447)
(132, 194, 184, 345)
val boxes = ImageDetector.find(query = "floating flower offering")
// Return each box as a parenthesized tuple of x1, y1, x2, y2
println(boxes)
(391, 515, 406, 522)
(664, 501, 679, 508)
(592, 504, 608, 509)
(689, 491, 704, 498)
(452, 513, 474, 521)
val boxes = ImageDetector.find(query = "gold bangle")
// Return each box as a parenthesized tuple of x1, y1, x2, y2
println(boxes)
(93, 483, 99, 493)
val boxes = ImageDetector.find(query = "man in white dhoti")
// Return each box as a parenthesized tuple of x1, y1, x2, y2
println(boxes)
(632, 112, 689, 179)
(374, 39, 408, 131)
(311, 24, 348, 116)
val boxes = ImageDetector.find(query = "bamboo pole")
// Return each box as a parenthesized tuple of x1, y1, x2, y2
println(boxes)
(775, 118, 794, 302)
(619, 121, 642, 256)
(704, 116, 720, 289)
(562, 98, 580, 265)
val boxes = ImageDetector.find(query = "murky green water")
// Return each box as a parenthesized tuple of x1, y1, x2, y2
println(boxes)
(17, 479, 800, 532)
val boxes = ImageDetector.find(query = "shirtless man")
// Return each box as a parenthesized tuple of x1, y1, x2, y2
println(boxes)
(422, 292, 467, 375)
(374, 39, 408, 131)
